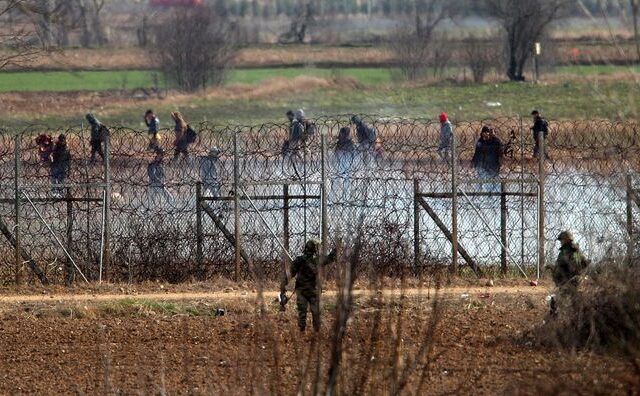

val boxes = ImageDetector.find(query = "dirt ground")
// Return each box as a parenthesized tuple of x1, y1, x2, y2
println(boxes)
(0, 282, 635, 395)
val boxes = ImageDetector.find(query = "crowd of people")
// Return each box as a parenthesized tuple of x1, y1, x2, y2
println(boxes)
(32, 109, 551, 200)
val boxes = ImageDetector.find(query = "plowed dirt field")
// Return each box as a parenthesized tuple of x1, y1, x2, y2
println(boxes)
(0, 283, 635, 394)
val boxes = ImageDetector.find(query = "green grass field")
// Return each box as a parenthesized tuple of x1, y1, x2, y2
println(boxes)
(0, 67, 399, 92)
(14, 79, 631, 129)
(0, 65, 637, 128)
(2, 65, 637, 93)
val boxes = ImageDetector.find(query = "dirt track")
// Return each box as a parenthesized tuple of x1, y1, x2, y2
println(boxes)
(0, 285, 547, 304)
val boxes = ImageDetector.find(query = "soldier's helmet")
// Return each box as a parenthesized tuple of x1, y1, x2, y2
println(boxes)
(557, 230, 574, 242)
(304, 239, 321, 255)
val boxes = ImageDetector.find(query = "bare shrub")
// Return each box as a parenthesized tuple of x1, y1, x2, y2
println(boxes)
(390, 0, 455, 81)
(535, 262, 640, 356)
(463, 35, 498, 83)
(428, 32, 452, 79)
(154, 6, 237, 91)
(391, 26, 431, 80)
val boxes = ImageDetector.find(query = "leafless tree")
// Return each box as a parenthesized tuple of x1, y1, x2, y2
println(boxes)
(484, 0, 570, 81)
(0, 0, 48, 69)
(414, 0, 450, 40)
(463, 35, 499, 83)
(154, 6, 237, 91)
(278, 0, 315, 44)
(75, 0, 106, 47)
(390, 0, 454, 80)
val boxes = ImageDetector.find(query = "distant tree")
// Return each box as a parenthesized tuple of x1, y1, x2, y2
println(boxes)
(75, 0, 107, 47)
(463, 35, 499, 83)
(391, 0, 455, 80)
(484, 0, 570, 81)
(632, 0, 639, 62)
(278, 0, 315, 43)
(0, 0, 48, 69)
(414, 0, 451, 39)
(154, 6, 237, 91)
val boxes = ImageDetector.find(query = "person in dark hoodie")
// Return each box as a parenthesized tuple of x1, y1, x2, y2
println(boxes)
(351, 115, 377, 151)
(85, 113, 108, 163)
(282, 109, 301, 158)
(531, 110, 550, 159)
(51, 134, 71, 197)
(351, 115, 378, 166)
(472, 126, 503, 192)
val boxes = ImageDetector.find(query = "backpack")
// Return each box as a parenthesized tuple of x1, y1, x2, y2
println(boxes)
(367, 125, 377, 144)
(185, 125, 197, 144)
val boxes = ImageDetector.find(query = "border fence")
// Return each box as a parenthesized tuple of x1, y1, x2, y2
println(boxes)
(0, 116, 638, 285)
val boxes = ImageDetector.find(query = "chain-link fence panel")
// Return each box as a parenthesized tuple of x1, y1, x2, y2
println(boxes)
(544, 120, 640, 264)
(0, 117, 638, 284)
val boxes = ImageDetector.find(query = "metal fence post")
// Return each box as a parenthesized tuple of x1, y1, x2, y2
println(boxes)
(451, 121, 458, 273)
(196, 181, 203, 275)
(413, 178, 420, 272)
(14, 133, 22, 284)
(66, 188, 74, 284)
(283, 184, 290, 281)
(537, 130, 546, 278)
(519, 116, 525, 270)
(321, 133, 328, 259)
(233, 131, 241, 281)
(500, 182, 508, 274)
(102, 128, 112, 282)
(627, 173, 634, 264)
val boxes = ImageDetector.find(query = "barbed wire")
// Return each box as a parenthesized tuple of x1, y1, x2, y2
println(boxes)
(0, 116, 638, 284)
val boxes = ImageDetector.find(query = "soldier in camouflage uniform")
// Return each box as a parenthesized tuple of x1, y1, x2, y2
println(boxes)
(280, 239, 337, 332)
(547, 230, 589, 316)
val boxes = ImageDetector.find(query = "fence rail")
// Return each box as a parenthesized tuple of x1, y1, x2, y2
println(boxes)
(0, 116, 638, 284)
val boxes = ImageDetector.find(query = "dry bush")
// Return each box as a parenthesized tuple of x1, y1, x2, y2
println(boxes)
(391, 26, 432, 81)
(463, 35, 499, 83)
(153, 6, 237, 91)
(534, 261, 640, 358)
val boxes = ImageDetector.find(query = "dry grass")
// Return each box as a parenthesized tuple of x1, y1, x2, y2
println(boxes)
(0, 75, 361, 120)
(2, 41, 637, 72)
(534, 263, 640, 354)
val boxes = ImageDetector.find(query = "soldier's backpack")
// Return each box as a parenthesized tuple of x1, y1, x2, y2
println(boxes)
(185, 125, 197, 144)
